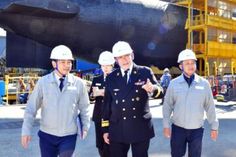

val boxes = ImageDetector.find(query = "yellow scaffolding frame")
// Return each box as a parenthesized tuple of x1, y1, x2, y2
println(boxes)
(4, 75, 40, 104)
(176, 0, 236, 76)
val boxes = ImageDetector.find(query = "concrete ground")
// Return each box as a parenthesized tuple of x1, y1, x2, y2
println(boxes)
(0, 99, 236, 157)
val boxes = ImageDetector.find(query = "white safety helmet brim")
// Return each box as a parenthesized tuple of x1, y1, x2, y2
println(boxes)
(98, 51, 115, 65)
(112, 41, 133, 57)
(50, 45, 74, 60)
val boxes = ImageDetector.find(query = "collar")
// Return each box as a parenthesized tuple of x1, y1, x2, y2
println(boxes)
(177, 73, 200, 84)
(183, 74, 194, 86)
(120, 63, 134, 76)
(54, 71, 66, 85)
(48, 71, 57, 83)
(48, 71, 74, 84)
(54, 71, 62, 80)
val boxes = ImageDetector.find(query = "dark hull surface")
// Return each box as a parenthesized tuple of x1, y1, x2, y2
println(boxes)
(0, 0, 187, 69)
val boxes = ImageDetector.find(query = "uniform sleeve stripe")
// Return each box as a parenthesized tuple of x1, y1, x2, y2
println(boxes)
(154, 86, 162, 98)
(101, 120, 109, 127)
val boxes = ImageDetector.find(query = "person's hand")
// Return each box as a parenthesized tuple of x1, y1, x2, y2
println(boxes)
(92, 87, 104, 97)
(92, 87, 99, 97)
(99, 89, 105, 96)
(142, 79, 153, 93)
(163, 128, 171, 138)
(103, 133, 110, 144)
(81, 130, 88, 140)
(21, 135, 32, 149)
(211, 130, 218, 141)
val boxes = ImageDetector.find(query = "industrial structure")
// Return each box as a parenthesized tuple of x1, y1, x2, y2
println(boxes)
(175, 0, 236, 76)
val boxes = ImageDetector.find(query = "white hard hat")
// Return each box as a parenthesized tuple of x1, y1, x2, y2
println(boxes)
(164, 68, 169, 72)
(112, 41, 133, 57)
(98, 51, 115, 65)
(50, 45, 74, 60)
(177, 49, 197, 63)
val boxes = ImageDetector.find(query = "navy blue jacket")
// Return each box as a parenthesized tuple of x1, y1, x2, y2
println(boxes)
(102, 64, 161, 143)
(89, 74, 106, 122)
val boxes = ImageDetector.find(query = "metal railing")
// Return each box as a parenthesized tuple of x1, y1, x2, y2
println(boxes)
(4, 75, 40, 104)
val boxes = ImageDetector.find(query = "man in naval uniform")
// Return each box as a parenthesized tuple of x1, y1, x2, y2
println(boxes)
(101, 41, 162, 157)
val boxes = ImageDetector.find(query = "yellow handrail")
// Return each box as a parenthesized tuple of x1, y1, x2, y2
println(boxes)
(4, 75, 40, 104)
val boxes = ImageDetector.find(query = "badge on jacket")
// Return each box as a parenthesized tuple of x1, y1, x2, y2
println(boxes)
(95, 83, 102, 86)
(135, 80, 145, 86)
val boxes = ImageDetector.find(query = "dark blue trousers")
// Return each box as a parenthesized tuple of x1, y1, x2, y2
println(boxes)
(94, 122, 110, 157)
(38, 130, 77, 157)
(110, 140, 150, 157)
(171, 124, 204, 157)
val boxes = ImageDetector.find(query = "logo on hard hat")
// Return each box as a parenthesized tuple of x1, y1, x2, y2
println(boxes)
(62, 52, 68, 56)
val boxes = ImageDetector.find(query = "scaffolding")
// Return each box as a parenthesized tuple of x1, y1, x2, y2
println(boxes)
(175, 0, 236, 76)
(3, 74, 40, 104)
